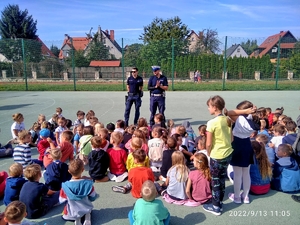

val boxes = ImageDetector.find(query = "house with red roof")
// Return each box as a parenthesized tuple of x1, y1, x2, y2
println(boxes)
(89, 60, 120, 67)
(250, 31, 297, 59)
(59, 37, 92, 59)
(59, 26, 122, 61)
(36, 37, 56, 57)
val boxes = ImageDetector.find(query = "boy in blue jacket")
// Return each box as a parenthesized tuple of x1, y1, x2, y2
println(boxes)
(59, 159, 98, 225)
(271, 144, 300, 192)
(4, 163, 27, 206)
(44, 148, 71, 192)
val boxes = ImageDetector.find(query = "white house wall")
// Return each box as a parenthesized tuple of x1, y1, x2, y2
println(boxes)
(231, 47, 248, 58)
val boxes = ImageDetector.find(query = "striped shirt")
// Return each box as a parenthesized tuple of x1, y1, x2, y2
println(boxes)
(13, 144, 32, 168)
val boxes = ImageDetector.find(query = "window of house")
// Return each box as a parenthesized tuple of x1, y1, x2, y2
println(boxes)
(237, 48, 240, 53)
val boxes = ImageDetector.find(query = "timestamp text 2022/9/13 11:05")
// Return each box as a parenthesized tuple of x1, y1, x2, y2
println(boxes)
(229, 210, 291, 217)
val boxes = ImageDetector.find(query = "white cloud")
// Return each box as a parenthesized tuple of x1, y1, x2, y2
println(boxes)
(218, 3, 264, 20)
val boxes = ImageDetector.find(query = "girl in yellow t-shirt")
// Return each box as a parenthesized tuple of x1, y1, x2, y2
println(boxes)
(202, 95, 233, 216)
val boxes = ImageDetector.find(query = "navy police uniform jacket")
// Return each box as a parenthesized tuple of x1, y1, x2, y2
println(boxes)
(147, 75, 168, 95)
(127, 75, 143, 94)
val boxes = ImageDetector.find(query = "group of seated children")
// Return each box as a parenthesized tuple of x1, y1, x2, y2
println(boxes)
(227, 105, 300, 200)
(1, 104, 299, 224)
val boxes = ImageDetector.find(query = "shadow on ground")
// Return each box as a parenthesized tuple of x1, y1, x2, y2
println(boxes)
(0, 104, 33, 111)
(170, 212, 206, 225)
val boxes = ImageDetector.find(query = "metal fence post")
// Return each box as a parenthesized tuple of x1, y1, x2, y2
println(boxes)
(70, 37, 76, 91)
(275, 36, 282, 90)
(222, 36, 227, 91)
(21, 39, 28, 91)
(171, 38, 175, 91)
(122, 38, 125, 91)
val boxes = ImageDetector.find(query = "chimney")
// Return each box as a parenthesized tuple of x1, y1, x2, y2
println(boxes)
(110, 30, 114, 41)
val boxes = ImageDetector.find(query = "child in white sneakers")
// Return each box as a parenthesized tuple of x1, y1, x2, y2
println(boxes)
(60, 159, 98, 225)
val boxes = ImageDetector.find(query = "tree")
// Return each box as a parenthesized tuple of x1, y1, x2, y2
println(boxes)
(140, 16, 189, 43)
(293, 38, 300, 54)
(50, 45, 60, 57)
(124, 43, 143, 67)
(73, 50, 89, 67)
(139, 16, 190, 65)
(195, 29, 221, 54)
(0, 4, 37, 39)
(0, 5, 41, 62)
(240, 39, 258, 55)
(86, 33, 109, 61)
(0, 38, 42, 62)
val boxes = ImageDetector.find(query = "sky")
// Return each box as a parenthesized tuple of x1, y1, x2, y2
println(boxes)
(0, 0, 300, 48)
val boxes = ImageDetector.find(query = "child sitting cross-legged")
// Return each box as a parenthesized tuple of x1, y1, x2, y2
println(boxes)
(271, 144, 300, 192)
(36, 128, 51, 164)
(107, 132, 128, 182)
(95, 127, 111, 151)
(185, 152, 212, 206)
(112, 149, 154, 198)
(88, 136, 110, 182)
(59, 159, 98, 225)
(4, 163, 27, 206)
(160, 137, 177, 182)
(126, 137, 150, 172)
(128, 180, 170, 225)
(250, 141, 272, 195)
(20, 164, 59, 219)
(44, 148, 72, 192)
(44, 130, 74, 168)
(162, 151, 189, 205)
(13, 130, 35, 169)
(78, 126, 94, 165)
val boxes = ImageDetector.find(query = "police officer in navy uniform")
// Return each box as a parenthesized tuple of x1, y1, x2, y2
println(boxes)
(147, 66, 168, 126)
(124, 67, 143, 127)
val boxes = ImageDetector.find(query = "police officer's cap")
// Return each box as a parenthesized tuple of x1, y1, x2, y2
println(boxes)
(151, 66, 160, 72)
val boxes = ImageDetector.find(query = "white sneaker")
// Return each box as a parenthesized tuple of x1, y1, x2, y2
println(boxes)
(151, 166, 160, 172)
(115, 172, 128, 182)
(107, 172, 117, 181)
(83, 220, 91, 225)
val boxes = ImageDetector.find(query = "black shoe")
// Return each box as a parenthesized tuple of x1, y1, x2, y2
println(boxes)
(291, 195, 300, 203)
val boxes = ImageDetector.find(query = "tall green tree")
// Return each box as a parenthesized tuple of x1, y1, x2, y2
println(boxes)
(139, 16, 190, 65)
(124, 43, 143, 67)
(140, 16, 189, 43)
(0, 4, 37, 39)
(0, 5, 41, 62)
(74, 50, 89, 67)
(86, 33, 109, 61)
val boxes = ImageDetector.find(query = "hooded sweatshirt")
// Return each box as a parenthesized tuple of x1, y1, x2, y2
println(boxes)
(60, 179, 97, 220)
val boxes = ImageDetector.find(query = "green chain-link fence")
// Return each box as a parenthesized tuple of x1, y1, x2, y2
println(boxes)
(0, 35, 299, 90)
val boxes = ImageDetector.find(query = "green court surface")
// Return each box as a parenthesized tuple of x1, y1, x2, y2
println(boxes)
(0, 91, 300, 225)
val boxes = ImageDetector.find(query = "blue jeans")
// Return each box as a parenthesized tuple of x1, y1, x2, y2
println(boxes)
(128, 210, 170, 225)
